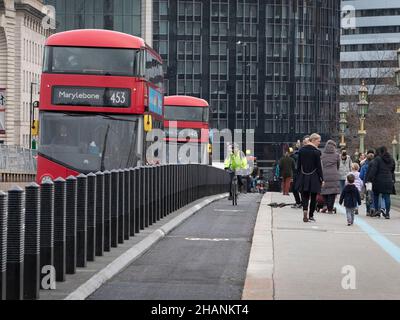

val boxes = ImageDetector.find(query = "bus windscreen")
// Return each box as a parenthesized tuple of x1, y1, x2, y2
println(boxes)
(44, 46, 139, 77)
(164, 106, 209, 122)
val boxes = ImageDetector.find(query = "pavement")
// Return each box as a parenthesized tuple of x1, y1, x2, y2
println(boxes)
(244, 192, 400, 300)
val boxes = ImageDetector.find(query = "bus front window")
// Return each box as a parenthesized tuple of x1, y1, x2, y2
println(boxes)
(39, 112, 139, 173)
(44, 46, 139, 77)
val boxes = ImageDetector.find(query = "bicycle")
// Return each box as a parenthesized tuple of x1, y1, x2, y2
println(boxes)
(228, 170, 239, 206)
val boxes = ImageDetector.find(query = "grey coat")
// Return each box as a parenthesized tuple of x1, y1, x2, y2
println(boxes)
(338, 155, 352, 180)
(320, 143, 340, 195)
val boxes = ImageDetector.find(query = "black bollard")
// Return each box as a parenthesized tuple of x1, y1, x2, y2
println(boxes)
(110, 170, 119, 248)
(6, 186, 24, 300)
(166, 165, 171, 215)
(135, 167, 141, 233)
(65, 176, 77, 275)
(86, 173, 96, 262)
(95, 172, 104, 256)
(144, 166, 150, 227)
(53, 178, 66, 282)
(76, 174, 87, 268)
(123, 169, 130, 240)
(40, 180, 54, 290)
(129, 169, 135, 237)
(117, 170, 125, 244)
(24, 183, 40, 300)
(0, 191, 7, 300)
(148, 166, 153, 225)
(138, 167, 144, 230)
(155, 166, 161, 221)
(103, 171, 111, 251)
(159, 166, 164, 219)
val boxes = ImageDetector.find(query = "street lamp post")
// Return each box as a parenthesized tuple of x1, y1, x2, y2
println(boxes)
(357, 80, 369, 155)
(237, 41, 250, 152)
(339, 105, 348, 149)
(29, 82, 38, 149)
(395, 49, 400, 171)
(392, 136, 398, 165)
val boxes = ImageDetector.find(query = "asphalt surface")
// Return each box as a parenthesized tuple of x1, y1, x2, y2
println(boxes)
(89, 193, 262, 300)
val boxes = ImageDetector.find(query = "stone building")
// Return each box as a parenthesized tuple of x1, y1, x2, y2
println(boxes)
(0, 0, 51, 147)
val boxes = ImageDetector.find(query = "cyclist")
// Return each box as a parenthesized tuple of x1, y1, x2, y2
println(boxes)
(224, 143, 248, 200)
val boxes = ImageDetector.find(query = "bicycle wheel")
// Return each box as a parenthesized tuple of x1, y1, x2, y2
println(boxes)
(233, 182, 238, 206)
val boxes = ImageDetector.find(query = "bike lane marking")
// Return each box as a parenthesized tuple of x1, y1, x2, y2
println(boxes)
(337, 205, 400, 264)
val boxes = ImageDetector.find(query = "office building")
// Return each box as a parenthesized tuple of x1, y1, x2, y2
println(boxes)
(154, 0, 340, 164)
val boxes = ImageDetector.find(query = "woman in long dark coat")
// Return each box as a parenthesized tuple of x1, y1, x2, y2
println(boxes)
(367, 146, 396, 219)
(320, 140, 340, 213)
(295, 133, 324, 222)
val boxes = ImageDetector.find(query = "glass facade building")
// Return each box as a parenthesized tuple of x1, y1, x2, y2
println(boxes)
(44, 0, 142, 36)
(153, 0, 340, 165)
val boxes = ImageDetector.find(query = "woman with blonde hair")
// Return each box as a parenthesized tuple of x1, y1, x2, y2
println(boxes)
(295, 133, 324, 222)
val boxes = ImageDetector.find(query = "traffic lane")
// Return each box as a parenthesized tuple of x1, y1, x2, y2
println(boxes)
(272, 195, 400, 300)
(89, 193, 262, 300)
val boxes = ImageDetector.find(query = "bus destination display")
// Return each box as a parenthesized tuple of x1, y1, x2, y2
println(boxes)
(52, 86, 131, 108)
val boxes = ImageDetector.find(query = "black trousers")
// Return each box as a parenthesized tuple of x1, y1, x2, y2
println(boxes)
(291, 176, 301, 204)
(301, 191, 317, 217)
(323, 194, 336, 211)
(293, 190, 301, 205)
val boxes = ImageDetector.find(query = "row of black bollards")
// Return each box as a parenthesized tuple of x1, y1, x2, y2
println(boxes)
(0, 164, 230, 300)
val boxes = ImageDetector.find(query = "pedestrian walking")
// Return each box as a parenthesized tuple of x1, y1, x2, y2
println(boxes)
(290, 135, 310, 209)
(295, 133, 324, 223)
(349, 163, 363, 192)
(338, 149, 352, 192)
(339, 174, 361, 226)
(367, 146, 396, 219)
(359, 153, 367, 167)
(346, 163, 363, 215)
(279, 149, 296, 196)
(320, 140, 340, 214)
(360, 150, 375, 216)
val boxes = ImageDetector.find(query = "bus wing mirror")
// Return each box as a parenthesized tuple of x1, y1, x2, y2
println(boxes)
(33, 101, 39, 108)
(144, 114, 153, 132)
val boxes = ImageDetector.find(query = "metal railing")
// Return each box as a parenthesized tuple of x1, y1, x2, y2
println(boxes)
(0, 164, 229, 300)
(0, 145, 37, 174)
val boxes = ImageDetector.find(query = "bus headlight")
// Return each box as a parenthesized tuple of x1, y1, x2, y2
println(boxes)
(41, 175, 53, 184)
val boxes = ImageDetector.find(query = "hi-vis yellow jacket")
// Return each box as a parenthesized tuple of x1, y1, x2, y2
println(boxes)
(224, 152, 248, 171)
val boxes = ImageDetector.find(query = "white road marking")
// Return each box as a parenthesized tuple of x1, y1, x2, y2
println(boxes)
(214, 209, 244, 212)
(185, 237, 230, 242)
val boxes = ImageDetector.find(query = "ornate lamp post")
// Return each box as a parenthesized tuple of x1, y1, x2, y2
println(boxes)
(339, 105, 348, 149)
(395, 49, 400, 88)
(357, 80, 369, 155)
(392, 136, 398, 166)
(395, 49, 400, 171)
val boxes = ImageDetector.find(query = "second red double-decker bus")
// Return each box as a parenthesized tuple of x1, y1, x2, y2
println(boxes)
(37, 29, 163, 182)
(164, 96, 210, 164)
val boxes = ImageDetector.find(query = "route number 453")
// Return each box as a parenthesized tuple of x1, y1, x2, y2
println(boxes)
(110, 92, 126, 104)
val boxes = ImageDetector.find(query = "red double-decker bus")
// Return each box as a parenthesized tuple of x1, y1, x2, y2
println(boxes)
(37, 29, 163, 182)
(164, 95, 210, 164)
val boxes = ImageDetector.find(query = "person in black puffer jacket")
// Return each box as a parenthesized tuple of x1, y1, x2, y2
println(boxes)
(339, 174, 361, 226)
(367, 146, 396, 219)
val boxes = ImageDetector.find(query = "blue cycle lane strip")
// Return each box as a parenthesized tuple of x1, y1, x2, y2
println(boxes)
(337, 205, 400, 264)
